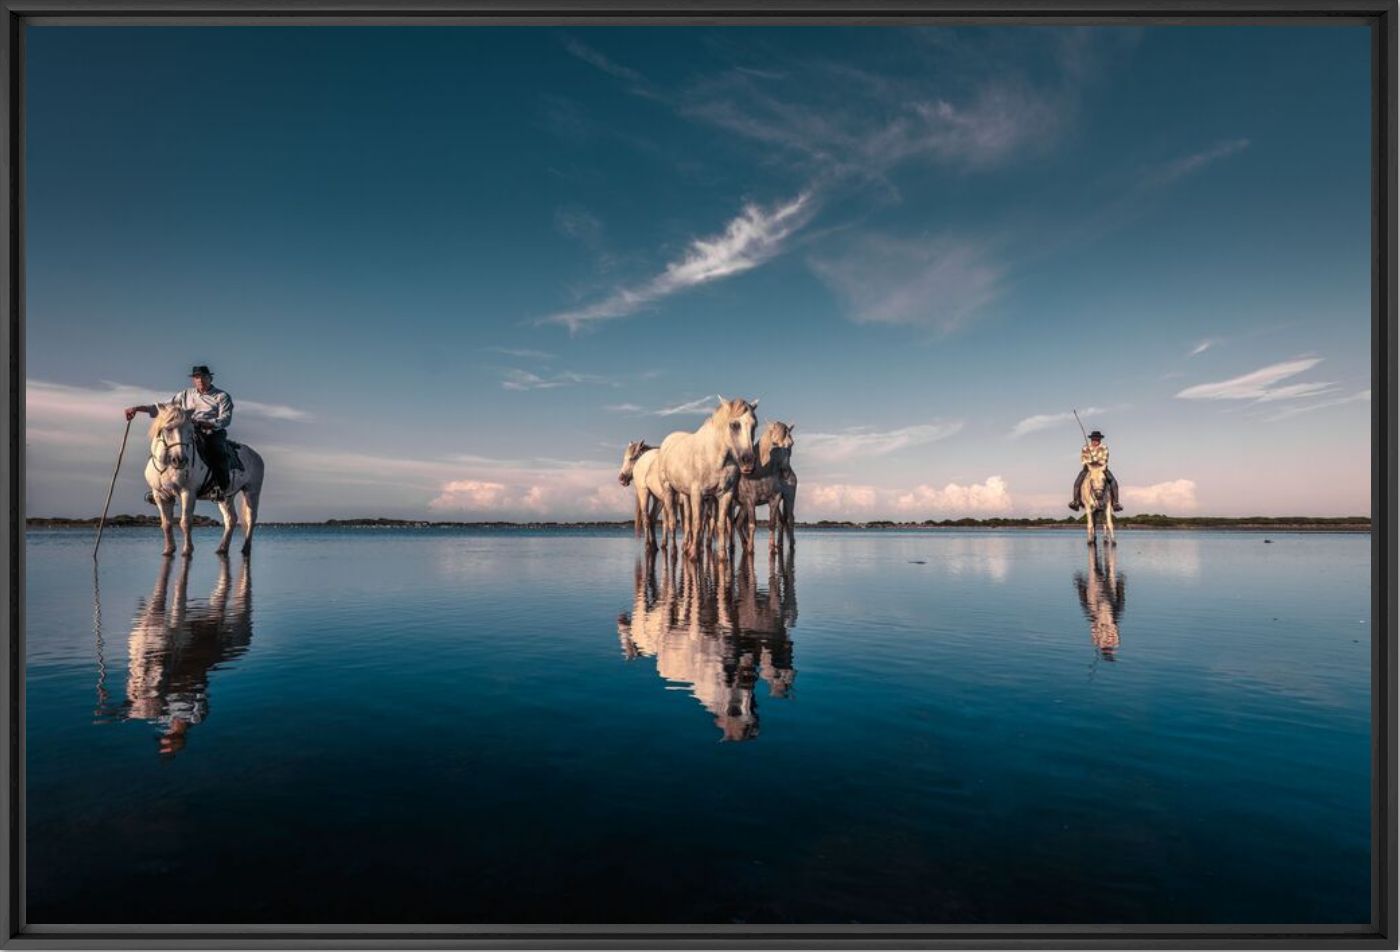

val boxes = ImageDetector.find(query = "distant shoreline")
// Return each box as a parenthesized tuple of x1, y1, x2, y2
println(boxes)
(26, 515, 1373, 533)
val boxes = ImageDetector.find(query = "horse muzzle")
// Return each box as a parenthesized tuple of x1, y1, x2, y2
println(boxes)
(619, 475, 633, 487)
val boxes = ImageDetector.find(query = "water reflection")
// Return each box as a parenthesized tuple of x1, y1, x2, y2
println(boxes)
(1075, 544, 1125, 661)
(120, 556, 254, 755)
(617, 548, 797, 742)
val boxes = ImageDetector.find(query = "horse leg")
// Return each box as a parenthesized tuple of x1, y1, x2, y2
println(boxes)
(745, 500, 757, 553)
(784, 489, 797, 550)
(685, 489, 703, 560)
(178, 488, 196, 557)
(240, 490, 259, 556)
(156, 492, 176, 557)
(660, 489, 677, 551)
(1105, 504, 1116, 546)
(717, 490, 735, 561)
(215, 495, 237, 555)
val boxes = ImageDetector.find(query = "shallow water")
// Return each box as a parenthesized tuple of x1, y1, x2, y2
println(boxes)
(25, 527, 1371, 924)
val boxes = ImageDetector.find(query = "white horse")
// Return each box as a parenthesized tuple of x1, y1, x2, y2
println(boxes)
(1079, 461, 1116, 546)
(658, 398, 759, 561)
(617, 440, 657, 538)
(733, 421, 796, 554)
(144, 405, 265, 557)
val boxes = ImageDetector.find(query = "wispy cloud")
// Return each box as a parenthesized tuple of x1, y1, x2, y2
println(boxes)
(1009, 407, 1105, 439)
(484, 346, 557, 361)
(657, 395, 721, 417)
(810, 235, 1004, 334)
(1264, 388, 1371, 422)
(561, 36, 648, 88)
(27, 379, 311, 423)
(542, 192, 815, 332)
(1150, 138, 1251, 187)
(1189, 339, 1216, 357)
(500, 369, 622, 391)
(804, 421, 962, 462)
(1175, 358, 1331, 402)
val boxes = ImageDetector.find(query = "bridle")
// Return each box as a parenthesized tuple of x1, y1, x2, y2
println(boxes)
(150, 424, 191, 474)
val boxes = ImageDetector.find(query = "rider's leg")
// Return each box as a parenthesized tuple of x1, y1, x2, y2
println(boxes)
(1107, 468, 1123, 511)
(1069, 466, 1087, 509)
(208, 428, 231, 492)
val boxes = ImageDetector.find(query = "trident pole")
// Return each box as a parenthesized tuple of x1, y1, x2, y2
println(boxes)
(1072, 408, 1089, 444)
(93, 418, 132, 558)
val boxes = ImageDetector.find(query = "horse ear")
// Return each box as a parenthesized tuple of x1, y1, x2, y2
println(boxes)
(716, 394, 726, 406)
(751, 398, 759, 410)
(789, 423, 796, 432)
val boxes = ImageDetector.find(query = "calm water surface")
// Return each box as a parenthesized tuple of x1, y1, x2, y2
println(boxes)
(26, 527, 1371, 924)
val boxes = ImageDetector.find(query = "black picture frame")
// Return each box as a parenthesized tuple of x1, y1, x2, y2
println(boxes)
(2, 2, 1394, 947)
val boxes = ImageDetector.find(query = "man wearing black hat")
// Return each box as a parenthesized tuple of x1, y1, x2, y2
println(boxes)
(124, 365, 234, 500)
(1069, 430, 1122, 512)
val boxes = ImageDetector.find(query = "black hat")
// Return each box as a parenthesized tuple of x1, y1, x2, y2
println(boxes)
(189, 365, 213, 377)
(1088, 430, 1104, 440)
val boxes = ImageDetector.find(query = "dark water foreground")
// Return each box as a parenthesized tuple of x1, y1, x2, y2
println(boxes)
(25, 527, 1371, 924)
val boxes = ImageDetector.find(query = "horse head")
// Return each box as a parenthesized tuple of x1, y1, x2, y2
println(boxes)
(149, 405, 194, 472)
(713, 396, 759, 476)
(760, 421, 794, 469)
(618, 440, 651, 486)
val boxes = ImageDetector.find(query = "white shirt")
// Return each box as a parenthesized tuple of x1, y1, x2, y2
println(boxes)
(165, 386, 233, 430)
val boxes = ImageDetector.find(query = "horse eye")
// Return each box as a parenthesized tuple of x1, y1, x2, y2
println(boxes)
(730, 421, 740, 432)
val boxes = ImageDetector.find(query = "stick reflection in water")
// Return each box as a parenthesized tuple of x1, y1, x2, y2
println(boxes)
(618, 547, 797, 742)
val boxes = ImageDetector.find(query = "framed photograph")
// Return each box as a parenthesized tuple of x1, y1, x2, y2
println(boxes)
(3, 1, 1395, 948)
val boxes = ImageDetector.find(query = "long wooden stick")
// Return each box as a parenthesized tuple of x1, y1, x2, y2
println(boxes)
(93, 419, 132, 558)
(1072, 408, 1088, 443)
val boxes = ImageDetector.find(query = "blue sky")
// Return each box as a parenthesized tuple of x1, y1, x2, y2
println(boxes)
(25, 25, 1373, 520)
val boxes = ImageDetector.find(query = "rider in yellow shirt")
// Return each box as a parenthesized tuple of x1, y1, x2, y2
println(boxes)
(1069, 430, 1122, 512)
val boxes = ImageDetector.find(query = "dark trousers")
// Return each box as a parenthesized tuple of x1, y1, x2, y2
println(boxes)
(199, 428, 230, 490)
(1072, 466, 1119, 507)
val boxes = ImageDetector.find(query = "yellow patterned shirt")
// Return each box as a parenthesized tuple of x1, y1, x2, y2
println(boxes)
(1081, 443, 1109, 467)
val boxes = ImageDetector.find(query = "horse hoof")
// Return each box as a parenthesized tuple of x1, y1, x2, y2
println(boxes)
(162, 548, 175, 557)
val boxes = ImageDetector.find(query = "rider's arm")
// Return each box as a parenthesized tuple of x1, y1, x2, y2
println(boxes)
(210, 392, 233, 430)
(123, 404, 158, 420)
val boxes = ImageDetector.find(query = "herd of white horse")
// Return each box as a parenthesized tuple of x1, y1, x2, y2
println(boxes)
(617, 397, 798, 560)
(139, 396, 1117, 560)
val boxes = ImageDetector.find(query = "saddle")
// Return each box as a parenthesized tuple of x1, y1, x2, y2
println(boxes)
(193, 432, 243, 498)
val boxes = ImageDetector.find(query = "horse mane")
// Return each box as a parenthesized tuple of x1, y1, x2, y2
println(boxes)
(711, 398, 757, 426)
(148, 405, 189, 440)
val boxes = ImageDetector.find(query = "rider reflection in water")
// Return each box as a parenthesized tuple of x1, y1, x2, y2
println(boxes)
(617, 548, 797, 742)
(1075, 544, 1125, 661)
(123, 555, 253, 756)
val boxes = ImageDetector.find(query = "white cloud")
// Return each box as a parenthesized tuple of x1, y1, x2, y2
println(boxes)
(1189, 339, 1216, 357)
(1122, 479, 1198, 511)
(500, 369, 621, 391)
(804, 421, 963, 462)
(27, 379, 311, 423)
(484, 346, 556, 361)
(894, 476, 1013, 514)
(1009, 407, 1105, 439)
(805, 483, 879, 514)
(1152, 138, 1251, 187)
(1175, 358, 1329, 402)
(1265, 388, 1371, 422)
(656, 395, 721, 417)
(810, 235, 1003, 334)
(542, 192, 814, 331)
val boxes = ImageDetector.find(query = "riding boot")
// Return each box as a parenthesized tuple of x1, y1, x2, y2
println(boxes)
(1108, 470, 1124, 512)
(1068, 467, 1087, 510)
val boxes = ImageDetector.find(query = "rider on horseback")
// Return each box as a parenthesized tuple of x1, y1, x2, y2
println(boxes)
(1068, 430, 1123, 512)
(125, 365, 234, 501)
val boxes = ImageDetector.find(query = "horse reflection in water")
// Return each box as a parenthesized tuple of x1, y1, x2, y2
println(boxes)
(122, 555, 253, 755)
(1074, 544, 1125, 661)
(617, 547, 797, 742)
